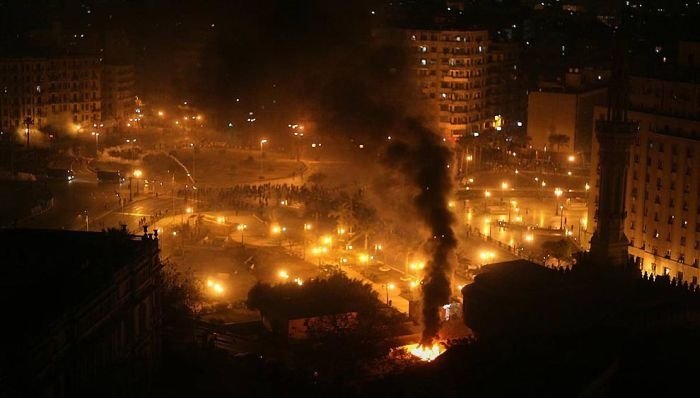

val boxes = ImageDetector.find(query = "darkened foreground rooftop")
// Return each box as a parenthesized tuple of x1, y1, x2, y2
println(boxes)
(365, 259, 700, 396)
(0, 228, 161, 395)
(0, 228, 158, 327)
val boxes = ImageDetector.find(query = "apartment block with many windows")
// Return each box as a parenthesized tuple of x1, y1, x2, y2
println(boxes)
(403, 29, 491, 138)
(0, 56, 101, 136)
(588, 76, 700, 281)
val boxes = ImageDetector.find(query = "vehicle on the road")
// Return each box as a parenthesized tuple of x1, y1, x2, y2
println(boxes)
(97, 170, 125, 184)
(46, 167, 75, 182)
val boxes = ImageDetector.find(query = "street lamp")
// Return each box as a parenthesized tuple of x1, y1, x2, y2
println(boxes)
(134, 169, 143, 195)
(237, 223, 247, 243)
(554, 187, 563, 214)
(81, 210, 89, 231)
(501, 181, 509, 202)
(91, 131, 100, 154)
(260, 139, 268, 175)
(385, 283, 395, 306)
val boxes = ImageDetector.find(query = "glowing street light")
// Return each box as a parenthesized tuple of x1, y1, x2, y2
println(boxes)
(91, 131, 100, 153)
(568, 155, 575, 162)
(271, 224, 283, 235)
(259, 139, 268, 174)
(501, 181, 509, 202)
(304, 223, 313, 231)
(385, 283, 395, 305)
(278, 270, 289, 280)
(554, 187, 563, 215)
(237, 223, 247, 243)
(321, 235, 333, 246)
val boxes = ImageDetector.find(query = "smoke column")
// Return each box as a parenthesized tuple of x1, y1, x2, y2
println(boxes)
(382, 118, 457, 345)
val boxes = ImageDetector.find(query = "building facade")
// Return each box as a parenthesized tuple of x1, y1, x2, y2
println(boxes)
(487, 41, 526, 132)
(0, 229, 162, 397)
(403, 29, 492, 138)
(101, 63, 135, 127)
(527, 70, 607, 158)
(588, 80, 700, 280)
(0, 56, 101, 137)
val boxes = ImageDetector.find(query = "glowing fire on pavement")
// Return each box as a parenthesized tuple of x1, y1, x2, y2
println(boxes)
(404, 342, 446, 362)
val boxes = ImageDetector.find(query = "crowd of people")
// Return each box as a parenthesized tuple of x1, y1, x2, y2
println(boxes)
(176, 183, 333, 213)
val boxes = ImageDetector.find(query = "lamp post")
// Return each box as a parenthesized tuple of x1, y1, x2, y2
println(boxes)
(501, 181, 509, 203)
(465, 153, 473, 177)
(559, 205, 565, 230)
(290, 124, 304, 163)
(91, 131, 100, 154)
(134, 169, 143, 195)
(384, 283, 395, 306)
(24, 117, 33, 148)
(237, 224, 247, 244)
(82, 210, 89, 231)
(554, 187, 563, 214)
(303, 223, 312, 259)
(260, 139, 268, 175)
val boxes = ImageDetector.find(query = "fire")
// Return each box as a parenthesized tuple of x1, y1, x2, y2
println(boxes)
(405, 342, 445, 362)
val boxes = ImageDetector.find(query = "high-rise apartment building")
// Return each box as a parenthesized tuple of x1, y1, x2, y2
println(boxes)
(101, 63, 135, 126)
(0, 56, 101, 136)
(403, 29, 492, 138)
(588, 76, 700, 281)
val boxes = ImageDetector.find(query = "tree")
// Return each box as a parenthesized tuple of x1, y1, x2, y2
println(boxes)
(162, 260, 203, 319)
(541, 239, 574, 266)
(246, 273, 406, 381)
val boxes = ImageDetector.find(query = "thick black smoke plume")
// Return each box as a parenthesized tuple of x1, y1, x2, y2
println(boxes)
(382, 119, 457, 345)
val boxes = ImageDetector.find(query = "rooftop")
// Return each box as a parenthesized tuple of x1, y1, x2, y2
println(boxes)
(0, 228, 159, 343)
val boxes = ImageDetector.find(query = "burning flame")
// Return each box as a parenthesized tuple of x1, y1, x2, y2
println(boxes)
(405, 342, 445, 362)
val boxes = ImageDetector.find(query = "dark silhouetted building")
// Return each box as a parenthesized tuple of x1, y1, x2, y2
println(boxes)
(0, 229, 162, 397)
